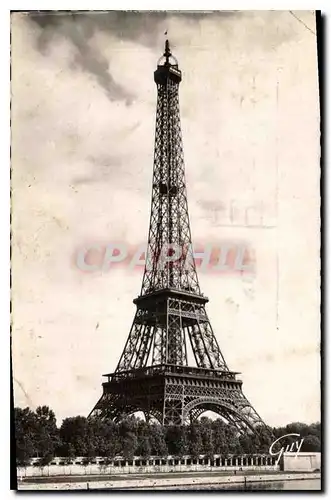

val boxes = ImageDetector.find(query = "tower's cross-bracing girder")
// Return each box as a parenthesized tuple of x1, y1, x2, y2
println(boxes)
(89, 40, 266, 433)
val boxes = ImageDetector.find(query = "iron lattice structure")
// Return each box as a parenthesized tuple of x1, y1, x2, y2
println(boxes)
(90, 41, 266, 432)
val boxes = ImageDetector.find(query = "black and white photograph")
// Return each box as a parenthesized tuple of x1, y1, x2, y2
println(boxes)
(10, 9, 321, 491)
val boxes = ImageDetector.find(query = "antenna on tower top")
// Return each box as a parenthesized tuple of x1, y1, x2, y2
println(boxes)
(164, 36, 171, 64)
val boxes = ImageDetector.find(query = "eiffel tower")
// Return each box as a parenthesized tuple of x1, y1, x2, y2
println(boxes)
(89, 41, 266, 433)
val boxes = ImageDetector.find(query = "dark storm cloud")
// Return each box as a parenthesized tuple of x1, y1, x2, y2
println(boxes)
(27, 11, 240, 104)
(29, 11, 238, 47)
(24, 10, 295, 118)
(28, 12, 134, 104)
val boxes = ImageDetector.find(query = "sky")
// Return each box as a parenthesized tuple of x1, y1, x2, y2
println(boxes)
(11, 10, 320, 427)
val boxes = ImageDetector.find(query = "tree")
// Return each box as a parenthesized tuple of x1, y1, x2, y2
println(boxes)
(89, 418, 120, 458)
(239, 434, 253, 454)
(301, 435, 320, 452)
(224, 424, 242, 455)
(59, 416, 89, 457)
(308, 422, 321, 438)
(256, 426, 274, 453)
(199, 417, 214, 457)
(148, 424, 168, 457)
(34, 406, 60, 464)
(118, 417, 138, 459)
(14, 407, 38, 466)
(285, 422, 310, 437)
(14, 406, 60, 466)
(136, 421, 152, 458)
(187, 423, 203, 457)
(212, 419, 239, 455)
(14, 405, 321, 462)
(165, 426, 188, 457)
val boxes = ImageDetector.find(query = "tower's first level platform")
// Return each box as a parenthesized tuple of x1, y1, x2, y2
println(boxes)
(89, 363, 265, 432)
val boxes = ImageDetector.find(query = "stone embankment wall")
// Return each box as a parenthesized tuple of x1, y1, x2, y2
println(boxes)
(282, 452, 321, 472)
(18, 472, 321, 491)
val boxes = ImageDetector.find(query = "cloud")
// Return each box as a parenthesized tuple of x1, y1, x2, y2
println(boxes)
(29, 11, 238, 47)
(71, 154, 123, 185)
(28, 12, 135, 104)
(26, 11, 244, 105)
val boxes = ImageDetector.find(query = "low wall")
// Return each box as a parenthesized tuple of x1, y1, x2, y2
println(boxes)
(17, 455, 278, 478)
(282, 452, 321, 472)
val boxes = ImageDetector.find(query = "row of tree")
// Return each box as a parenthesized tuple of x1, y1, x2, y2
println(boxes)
(14, 406, 321, 466)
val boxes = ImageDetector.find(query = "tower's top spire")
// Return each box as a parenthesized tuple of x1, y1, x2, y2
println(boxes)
(164, 39, 171, 63)
(155, 38, 181, 85)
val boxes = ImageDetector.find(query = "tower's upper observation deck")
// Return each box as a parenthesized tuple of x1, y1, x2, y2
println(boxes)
(154, 40, 182, 84)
